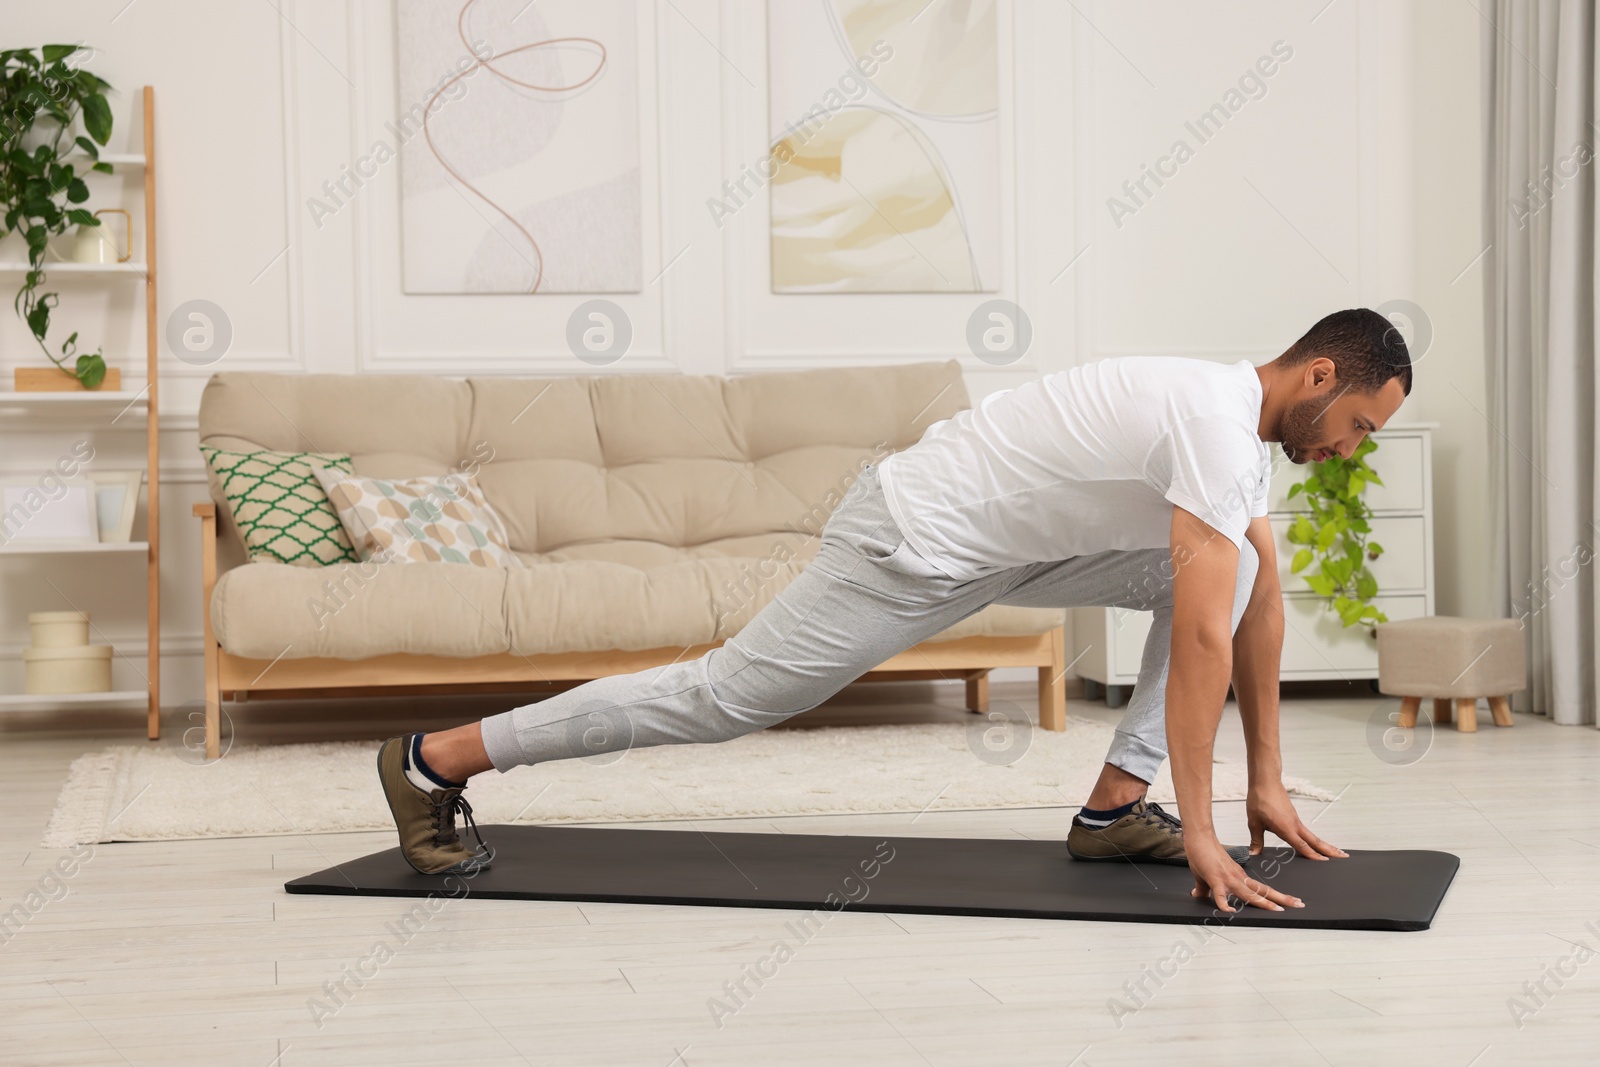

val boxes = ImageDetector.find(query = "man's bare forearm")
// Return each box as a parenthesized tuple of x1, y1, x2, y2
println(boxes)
(1232, 578, 1286, 783)
(1166, 629, 1235, 838)
(1235, 575, 1286, 783)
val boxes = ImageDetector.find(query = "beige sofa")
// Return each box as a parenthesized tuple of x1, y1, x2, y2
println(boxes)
(192, 361, 1068, 757)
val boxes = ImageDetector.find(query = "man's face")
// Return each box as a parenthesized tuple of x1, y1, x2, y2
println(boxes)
(1278, 359, 1407, 464)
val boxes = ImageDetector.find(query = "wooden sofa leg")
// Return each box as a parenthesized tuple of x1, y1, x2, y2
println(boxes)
(1455, 697, 1478, 733)
(1433, 698, 1453, 726)
(1489, 695, 1514, 727)
(1397, 696, 1420, 728)
(205, 670, 221, 760)
(1037, 627, 1066, 732)
(196, 503, 223, 760)
(965, 671, 990, 714)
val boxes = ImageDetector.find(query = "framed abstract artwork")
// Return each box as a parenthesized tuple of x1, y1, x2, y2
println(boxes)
(767, 0, 1001, 293)
(395, 0, 642, 294)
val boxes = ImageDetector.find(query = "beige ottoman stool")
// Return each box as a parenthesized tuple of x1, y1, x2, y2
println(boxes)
(1377, 617, 1527, 732)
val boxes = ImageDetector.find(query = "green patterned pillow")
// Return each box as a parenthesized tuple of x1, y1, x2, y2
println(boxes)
(199, 446, 360, 567)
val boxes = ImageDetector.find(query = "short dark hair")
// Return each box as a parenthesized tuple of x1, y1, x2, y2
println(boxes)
(1279, 308, 1413, 396)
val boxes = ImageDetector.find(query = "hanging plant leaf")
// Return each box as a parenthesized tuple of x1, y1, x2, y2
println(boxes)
(72, 69, 111, 93)
(1305, 574, 1337, 598)
(25, 299, 51, 336)
(74, 351, 107, 389)
(80, 93, 112, 144)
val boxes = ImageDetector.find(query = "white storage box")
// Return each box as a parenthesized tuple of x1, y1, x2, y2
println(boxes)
(29, 611, 90, 649)
(23, 644, 112, 694)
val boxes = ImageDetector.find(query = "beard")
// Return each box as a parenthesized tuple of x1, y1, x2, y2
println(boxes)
(1278, 394, 1335, 464)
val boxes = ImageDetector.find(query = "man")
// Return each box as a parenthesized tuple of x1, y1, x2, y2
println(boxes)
(377, 308, 1412, 914)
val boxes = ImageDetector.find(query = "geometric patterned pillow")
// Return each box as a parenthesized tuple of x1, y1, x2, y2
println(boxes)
(198, 446, 360, 567)
(311, 468, 521, 568)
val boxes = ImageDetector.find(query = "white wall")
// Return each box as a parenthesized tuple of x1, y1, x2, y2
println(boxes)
(1409, 0, 1492, 618)
(0, 0, 1488, 707)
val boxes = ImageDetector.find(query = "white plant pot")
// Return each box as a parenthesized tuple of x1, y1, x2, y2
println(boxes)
(29, 611, 90, 648)
(20, 117, 77, 155)
(10, 118, 86, 265)
(24, 644, 112, 694)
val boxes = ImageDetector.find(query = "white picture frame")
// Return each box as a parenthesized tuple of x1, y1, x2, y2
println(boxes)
(88, 470, 143, 543)
(0, 476, 99, 546)
(766, 0, 1001, 293)
(394, 0, 643, 294)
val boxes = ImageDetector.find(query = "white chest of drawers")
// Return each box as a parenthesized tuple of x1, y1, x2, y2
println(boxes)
(1069, 425, 1436, 707)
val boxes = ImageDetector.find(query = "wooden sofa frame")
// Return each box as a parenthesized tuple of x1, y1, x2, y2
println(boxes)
(194, 504, 1069, 759)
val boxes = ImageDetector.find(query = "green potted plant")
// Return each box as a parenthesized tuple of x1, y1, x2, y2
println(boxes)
(1, 44, 115, 389)
(1284, 436, 1388, 631)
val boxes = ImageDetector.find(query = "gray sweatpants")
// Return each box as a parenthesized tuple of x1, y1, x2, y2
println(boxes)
(481, 464, 1260, 783)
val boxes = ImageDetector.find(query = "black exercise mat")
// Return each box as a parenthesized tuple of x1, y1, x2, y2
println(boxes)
(283, 825, 1458, 932)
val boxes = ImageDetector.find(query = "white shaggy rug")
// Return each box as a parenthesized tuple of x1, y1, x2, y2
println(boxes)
(42, 718, 1336, 848)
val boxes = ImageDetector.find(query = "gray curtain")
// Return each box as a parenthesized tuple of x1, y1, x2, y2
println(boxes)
(1483, 0, 1597, 726)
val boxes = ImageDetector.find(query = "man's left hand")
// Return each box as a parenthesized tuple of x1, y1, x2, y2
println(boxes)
(1246, 783, 1348, 860)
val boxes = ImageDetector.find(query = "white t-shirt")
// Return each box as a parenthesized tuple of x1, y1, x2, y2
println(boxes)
(878, 357, 1273, 580)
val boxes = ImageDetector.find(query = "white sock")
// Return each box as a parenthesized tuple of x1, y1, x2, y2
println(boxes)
(403, 734, 461, 793)
(1076, 797, 1141, 828)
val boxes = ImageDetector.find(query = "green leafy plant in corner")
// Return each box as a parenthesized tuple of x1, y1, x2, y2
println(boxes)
(1284, 436, 1388, 630)
(0, 44, 115, 388)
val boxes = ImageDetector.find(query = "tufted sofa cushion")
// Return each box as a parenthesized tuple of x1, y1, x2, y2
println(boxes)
(198, 363, 1065, 659)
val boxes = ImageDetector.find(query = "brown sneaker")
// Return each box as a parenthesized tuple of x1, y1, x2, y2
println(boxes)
(1066, 799, 1250, 867)
(377, 735, 492, 875)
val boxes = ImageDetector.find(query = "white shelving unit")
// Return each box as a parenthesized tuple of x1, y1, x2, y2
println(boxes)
(1071, 424, 1437, 707)
(0, 542, 150, 555)
(0, 159, 148, 274)
(0, 88, 161, 734)
(0, 261, 148, 274)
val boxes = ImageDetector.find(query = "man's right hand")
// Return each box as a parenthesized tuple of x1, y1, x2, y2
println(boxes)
(1188, 834, 1304, 913)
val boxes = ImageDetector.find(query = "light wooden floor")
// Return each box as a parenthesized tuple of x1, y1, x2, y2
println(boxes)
(3, 681, 1598, 1066)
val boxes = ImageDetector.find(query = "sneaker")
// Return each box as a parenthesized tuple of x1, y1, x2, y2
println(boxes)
(377, 735, 492, 875)
(1066, 799, 1251, 867)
